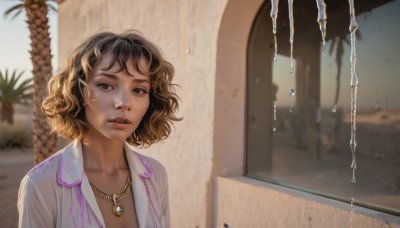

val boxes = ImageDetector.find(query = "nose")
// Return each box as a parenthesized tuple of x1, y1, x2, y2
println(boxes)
(114, 89, 131, 111)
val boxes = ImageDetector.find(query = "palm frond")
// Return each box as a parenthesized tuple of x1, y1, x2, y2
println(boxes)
(3, 0, 58, 18)
(47, 0, 58, 12)
(0, 69, 32, 104)
(3, 3, 25, 19)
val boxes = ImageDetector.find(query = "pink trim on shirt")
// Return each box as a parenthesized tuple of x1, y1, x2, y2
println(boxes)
(136, 152, 153, 179)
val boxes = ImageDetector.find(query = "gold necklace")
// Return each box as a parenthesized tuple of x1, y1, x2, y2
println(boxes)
(89, 171, 132, 217)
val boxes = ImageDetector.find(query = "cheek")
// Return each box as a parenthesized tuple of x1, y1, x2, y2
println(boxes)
(91, 91, 109, 104)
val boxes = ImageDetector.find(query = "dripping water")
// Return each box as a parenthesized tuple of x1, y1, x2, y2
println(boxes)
(288, 0, 295, 73)
(332, 105, 337, 113)
(289, 88, 295, 96)
(289, 88, 295, 112)
(270, 0, 280, 62)
(273, 35, 278, 62)
(350, 85, 357, 183)
(348, 0, 359, 184)
(315, 0, 327, 55)
(350, 196, 355, 227)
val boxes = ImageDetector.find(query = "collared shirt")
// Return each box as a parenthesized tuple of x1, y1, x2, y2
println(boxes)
(17, 140, 169, 228)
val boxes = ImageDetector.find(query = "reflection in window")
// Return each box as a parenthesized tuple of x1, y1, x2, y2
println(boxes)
(246, 0, 400, 215)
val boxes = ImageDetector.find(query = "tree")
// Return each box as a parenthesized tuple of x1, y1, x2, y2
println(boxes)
(4, 0, 57, 164)
(328, 31, 362, 108)
(0, 69, 32, 124)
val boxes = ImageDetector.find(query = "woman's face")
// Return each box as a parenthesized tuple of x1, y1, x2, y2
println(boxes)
(84, 52, 150, 142)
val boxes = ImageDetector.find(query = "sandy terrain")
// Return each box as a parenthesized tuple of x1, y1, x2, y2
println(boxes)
(0, 148, 34, 228)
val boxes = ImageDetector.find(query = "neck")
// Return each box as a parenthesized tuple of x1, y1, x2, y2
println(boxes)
(81, 134, 128, 174)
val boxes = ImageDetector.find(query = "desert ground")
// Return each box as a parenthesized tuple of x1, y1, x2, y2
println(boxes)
(0, 147, 33, 228)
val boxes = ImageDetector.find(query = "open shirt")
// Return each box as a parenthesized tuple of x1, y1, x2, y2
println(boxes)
(17, 140, 169, 228)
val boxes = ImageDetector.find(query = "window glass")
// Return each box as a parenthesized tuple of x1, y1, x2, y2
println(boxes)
(246, 0, 400, 215)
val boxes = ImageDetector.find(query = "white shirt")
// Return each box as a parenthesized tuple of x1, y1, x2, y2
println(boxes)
(17, 140, 169, 228)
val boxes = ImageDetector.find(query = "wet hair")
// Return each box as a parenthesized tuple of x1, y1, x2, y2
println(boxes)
(42, 31, 181, 147)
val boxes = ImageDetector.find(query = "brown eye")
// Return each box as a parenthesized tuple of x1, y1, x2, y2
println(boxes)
(132, 88, 148, 95)
(97, 83, 113, 90)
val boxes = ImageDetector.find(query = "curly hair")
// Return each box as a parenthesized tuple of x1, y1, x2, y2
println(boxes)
(42, 31, 181, 147)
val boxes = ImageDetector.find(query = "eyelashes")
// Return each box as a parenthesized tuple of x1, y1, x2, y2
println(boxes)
(97, 83, 112, 90)
(133, 88, 149, 95)
(96, 83, 149, 95)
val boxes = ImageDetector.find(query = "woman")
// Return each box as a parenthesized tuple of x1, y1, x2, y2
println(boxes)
(17, 31, 181, 228)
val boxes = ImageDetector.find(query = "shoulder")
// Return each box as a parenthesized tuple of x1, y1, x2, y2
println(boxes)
(23, 141, 78, 189)
(24, 149, 63, 186)
(17, 150, 65, 218)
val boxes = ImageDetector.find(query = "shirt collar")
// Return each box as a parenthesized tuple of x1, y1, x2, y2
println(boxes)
(57, 140, 84, 187)
(57, 140, 153, 187)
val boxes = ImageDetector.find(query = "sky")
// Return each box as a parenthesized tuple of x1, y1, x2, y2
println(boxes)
(0, 1, 58, 81)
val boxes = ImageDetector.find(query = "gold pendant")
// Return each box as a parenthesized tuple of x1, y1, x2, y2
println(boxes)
(112, 194, 124, 217)
(112, 203, 124, 217)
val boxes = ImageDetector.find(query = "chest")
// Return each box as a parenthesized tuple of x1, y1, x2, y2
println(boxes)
(95, 191, 139, 228)
(55, 181, 162, 228)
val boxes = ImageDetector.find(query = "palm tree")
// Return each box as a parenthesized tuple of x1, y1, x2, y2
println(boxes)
(4, 0, 57, 164)
(0, 69, 32, 124)
(328, 30, 362, 108)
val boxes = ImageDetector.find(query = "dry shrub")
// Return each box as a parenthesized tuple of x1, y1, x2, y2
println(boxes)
(0, 121, 32, 148)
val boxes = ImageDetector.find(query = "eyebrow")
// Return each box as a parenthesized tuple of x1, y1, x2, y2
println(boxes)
(95, 73, 150, 84)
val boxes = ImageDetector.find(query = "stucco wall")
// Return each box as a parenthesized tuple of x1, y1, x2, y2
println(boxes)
(217, 177, 400, 227)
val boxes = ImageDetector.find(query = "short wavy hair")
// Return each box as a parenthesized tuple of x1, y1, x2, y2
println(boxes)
(42, 31, 181, 147)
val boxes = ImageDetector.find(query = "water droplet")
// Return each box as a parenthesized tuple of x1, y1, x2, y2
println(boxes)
(332, 105, 337, 113)
(350, 196, 355, 208)
(350, 196, 355, 226)
(321, 43, 327, 56)
(289, 88, 295, 96)
(186, 49, 191, 54)
(273, 127, 276, 132)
